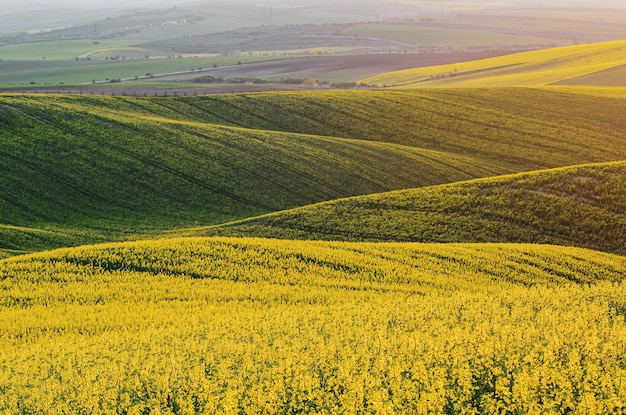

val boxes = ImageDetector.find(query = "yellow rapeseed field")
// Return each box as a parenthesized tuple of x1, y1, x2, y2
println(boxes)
(362, 39, 626, 87)
(2, 237, 626, 414)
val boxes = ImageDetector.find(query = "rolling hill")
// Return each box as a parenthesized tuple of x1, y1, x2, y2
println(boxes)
(2, 89, 626, 255)
(362, 39, 626, 87)
(0, 93, 499, 256)
(193, 161, 626, 256)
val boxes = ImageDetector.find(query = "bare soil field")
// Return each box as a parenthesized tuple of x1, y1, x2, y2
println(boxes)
(553, 64, 626, 87)
(2, 50, 517, 95)
(207, 50, 519, 78)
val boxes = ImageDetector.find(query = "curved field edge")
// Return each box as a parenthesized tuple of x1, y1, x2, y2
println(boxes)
(3, 237, 626, 413)
(360, 39, 626, 87)
(0, 224, 111, 260)
(192, 161, 626, 255)
(3, 88, 626, 255)
(0, 94, 502, 255)
(6, 88, 626, 167)
(5, 237, 626, 289)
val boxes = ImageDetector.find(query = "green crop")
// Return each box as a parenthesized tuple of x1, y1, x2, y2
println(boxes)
(3, 88, 626, 255)
(198, 161, 626, 255)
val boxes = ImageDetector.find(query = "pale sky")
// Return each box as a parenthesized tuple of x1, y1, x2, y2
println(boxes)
(5, 0, 625, 17)
(2, 0, 186, 14)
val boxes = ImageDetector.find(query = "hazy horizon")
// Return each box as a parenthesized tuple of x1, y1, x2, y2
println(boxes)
(4, 0, 626, 35)
(1, 0, 186, 15)
(6, 0, 626, 16)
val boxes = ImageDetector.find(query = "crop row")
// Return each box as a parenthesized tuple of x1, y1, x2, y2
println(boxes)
(2, 88, 626, 256)
(16, 88, 626, 169)
(207, 161, 626, 256)
(0, 93, 517, 255)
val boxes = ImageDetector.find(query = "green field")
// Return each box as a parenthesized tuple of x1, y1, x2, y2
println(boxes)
(2, 88, 626, 255)
(0, 92, 501, 254)
(0, 55, 274, 86)
(0, 40, 142, 61)
(197, 161, 626, 255)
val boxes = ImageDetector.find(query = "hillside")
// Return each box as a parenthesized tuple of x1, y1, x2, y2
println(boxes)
(2, 89, 626, 255)
(195, 162, 626, 255)
(2, 237, 626, 413)
(362, 39, 626, 87)
(0, 94, 495, 256)
(141, 88, 626, 166)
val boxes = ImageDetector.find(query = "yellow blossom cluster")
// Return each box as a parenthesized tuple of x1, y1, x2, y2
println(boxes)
(1, 238, 626, 413)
